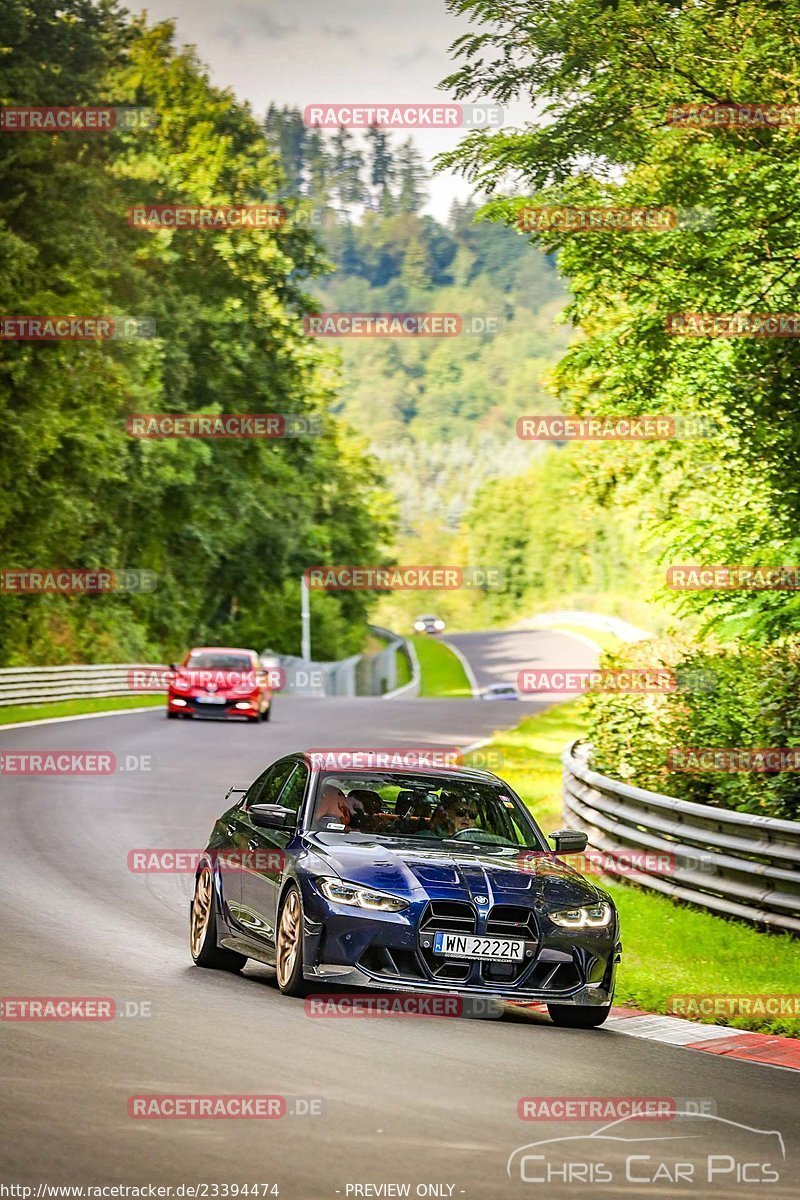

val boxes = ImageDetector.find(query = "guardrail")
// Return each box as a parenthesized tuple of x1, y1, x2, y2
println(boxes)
(0, 663, 166, 708)
(563, 740, 800, 935)
(270, 625, 416, 699)
(0, 626, 416, 709)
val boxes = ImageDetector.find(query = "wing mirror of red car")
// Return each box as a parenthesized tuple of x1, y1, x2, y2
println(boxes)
(548, 829, 588, 854)
(249, 803, 296, 830)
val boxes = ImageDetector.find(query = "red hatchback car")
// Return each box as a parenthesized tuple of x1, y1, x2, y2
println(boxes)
(167, 647, 274, 723)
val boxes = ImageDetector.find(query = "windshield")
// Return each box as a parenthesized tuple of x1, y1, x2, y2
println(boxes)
(185, 652, 252, 670)
(309, 772, 546, 850)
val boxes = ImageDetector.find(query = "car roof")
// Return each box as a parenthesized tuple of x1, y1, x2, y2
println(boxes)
(298, 754, 501, 785)
(188, 646, 257, 656)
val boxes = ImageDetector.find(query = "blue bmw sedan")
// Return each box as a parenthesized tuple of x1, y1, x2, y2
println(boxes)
(190, 752, 621, 1027)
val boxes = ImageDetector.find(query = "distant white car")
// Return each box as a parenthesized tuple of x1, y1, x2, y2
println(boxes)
(481, 683, 520, 701)
(413, 614, 445, 634)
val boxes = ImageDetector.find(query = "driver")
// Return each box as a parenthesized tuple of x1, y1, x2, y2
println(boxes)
(431, 792, 477, 835)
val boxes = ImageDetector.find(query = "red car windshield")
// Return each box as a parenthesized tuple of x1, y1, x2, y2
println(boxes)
(185, 653, 253, 670)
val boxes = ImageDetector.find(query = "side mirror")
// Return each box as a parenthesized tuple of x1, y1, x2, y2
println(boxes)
(548, 829, 588, 854)
(169, 663, 180, 672)
(249, 803, 296, 830)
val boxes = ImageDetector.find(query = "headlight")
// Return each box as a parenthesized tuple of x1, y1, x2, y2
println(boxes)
(434, 620, 445, 630)
(550, 902, 612, 929)
(413, 622, 425, 631)
(318, 877, 409, 912)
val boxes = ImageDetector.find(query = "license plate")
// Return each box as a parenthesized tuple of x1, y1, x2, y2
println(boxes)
(432, 932, 525, 961)
(196, 695, 226, 705)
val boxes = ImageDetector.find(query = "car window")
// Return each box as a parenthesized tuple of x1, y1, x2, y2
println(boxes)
(276, 763, 309, 815)
(245, 759, 295, 809)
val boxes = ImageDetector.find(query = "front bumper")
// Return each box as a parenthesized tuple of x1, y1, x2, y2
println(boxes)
(168, 694, 264, 718)
(300, 884, 619, 1006)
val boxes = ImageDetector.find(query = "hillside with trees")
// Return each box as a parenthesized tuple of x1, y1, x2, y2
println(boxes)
(264, 107, 570, 532)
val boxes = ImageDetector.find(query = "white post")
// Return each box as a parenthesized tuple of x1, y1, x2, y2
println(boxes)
(301, 575, 311, 661)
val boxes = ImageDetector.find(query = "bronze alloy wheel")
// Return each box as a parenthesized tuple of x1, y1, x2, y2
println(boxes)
(276, 888, 301, 988)
(190, 865, 213, 959)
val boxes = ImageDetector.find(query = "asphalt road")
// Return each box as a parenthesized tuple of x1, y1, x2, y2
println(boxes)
(1, 629, 797, 1198)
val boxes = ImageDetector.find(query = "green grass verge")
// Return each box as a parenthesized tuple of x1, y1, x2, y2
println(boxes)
(463, 698, 800, 1037)
(411, 635, 472, 698)
(0, 694, 164, 726)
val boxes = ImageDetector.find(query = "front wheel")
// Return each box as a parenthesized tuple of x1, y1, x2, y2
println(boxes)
(262, 703, 271, 722)
(275, 884, 308, 996)
(190, 861, 247, 972)
(547, 1003, 611, 1028)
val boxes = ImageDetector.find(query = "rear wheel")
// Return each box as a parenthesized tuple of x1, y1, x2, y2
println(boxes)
(547, 1003, 611, 1028)
(275, 885, 308, 996)
(190, 862, 247, 972)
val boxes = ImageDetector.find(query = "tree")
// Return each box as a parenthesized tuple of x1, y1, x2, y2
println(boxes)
(440, 0, 800, 641)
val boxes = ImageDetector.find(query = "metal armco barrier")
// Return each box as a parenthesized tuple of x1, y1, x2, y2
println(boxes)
(563, 740, 800, 935)
(0, 663, 167, 707)
(273, 625, 417, 699)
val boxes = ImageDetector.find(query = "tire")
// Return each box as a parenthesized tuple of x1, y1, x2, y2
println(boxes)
(275, 884, 308, 996)
(262, 703, 271, 722)
(167, 711, 179, 720)
(190, 861, 247, 972)
(547, 1003, 611, 1028)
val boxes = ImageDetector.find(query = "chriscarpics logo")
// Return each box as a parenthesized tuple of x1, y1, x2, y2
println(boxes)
(507, 1112, 785, 1188)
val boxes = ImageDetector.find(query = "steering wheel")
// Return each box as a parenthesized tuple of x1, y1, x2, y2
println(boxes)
(451, 828, 489, 840)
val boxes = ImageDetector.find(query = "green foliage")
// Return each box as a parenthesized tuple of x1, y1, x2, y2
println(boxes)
(587, 635, 800, 819)
(0, 3, 392, 665)
(462, 445, 655, 624)
(440, 0, 800, 642)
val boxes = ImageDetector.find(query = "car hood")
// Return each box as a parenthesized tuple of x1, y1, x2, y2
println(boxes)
(304, 835, 603, 910)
